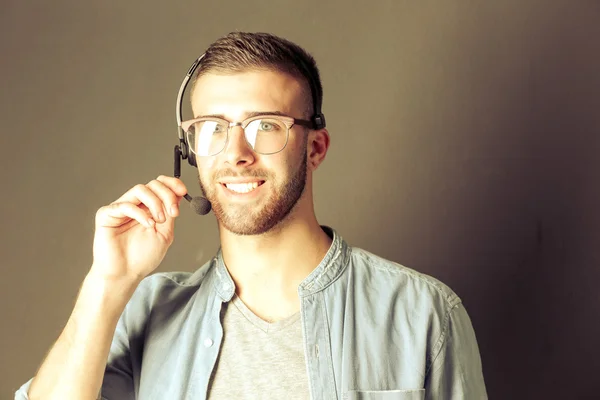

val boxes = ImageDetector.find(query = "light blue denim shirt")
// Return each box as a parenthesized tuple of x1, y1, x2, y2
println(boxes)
(16, 227, 487, 399)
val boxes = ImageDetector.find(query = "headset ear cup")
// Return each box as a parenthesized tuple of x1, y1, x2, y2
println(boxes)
(184, 144, 197, 167)
(313, 114, 326, 130)
(180, 141, 197, 167)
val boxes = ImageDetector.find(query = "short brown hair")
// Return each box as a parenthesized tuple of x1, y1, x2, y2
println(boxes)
(190, 32, 323, 119)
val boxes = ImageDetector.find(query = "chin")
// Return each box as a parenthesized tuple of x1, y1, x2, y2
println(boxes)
(217, 198, 302, 236)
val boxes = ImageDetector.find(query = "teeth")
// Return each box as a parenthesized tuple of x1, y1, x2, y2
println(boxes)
(225, 182, 260, 193)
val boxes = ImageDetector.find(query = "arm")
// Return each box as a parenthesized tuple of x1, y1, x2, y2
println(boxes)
(17, 175, 187, 400)
(424, 303, 488, 399)
(25, 271, 140, 400)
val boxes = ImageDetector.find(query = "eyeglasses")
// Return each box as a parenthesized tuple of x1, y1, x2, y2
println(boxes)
(181, 114, 313, 156)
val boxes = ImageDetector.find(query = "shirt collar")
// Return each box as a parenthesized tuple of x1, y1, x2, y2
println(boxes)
(210, 226, 349, 301)
(297, 226, 349, 296)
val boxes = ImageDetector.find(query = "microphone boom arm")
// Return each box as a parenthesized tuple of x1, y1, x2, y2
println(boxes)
(174, 145, 182, 179)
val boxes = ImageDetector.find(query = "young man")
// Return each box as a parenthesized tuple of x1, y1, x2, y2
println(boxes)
(17, 32, 487, 399)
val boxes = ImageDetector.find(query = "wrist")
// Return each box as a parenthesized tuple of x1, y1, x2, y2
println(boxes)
(87, 264, 144, 288)
(83, 268, 141, 306)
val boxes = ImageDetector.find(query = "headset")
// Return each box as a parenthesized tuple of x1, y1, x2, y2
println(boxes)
(172, 52, 326, 215)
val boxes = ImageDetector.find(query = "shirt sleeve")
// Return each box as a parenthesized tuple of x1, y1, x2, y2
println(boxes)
(99, 310, 136, 399)
(14, 379, 107, 400)
(14, 378, 32, 399)
(424, 303, 488, 399)
(14, 276, 162, 400)
(13, 320, 135, 400)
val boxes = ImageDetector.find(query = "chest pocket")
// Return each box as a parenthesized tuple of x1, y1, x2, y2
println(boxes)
(346, 389, 425, 400)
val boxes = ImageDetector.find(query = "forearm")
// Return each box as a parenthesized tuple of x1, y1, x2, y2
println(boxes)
(28, 271, 140, 400)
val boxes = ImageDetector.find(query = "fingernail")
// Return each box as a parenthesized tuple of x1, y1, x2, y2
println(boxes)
(147, 219, 155, 227)
(158, 211, 165, 222)
(170, 205, 178, 216)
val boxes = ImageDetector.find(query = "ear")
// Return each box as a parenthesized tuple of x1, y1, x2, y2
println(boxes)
(307, 128, 330, 171)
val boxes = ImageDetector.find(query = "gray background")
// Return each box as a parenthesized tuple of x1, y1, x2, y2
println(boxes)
(2, 1, 599, 398)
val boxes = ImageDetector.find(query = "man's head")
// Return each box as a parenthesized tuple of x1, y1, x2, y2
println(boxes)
(186, 32, 329, 236)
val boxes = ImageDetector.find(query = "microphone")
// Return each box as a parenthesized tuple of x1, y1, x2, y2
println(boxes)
(184, 193, 212, 215)
(174, 145, 212, 215)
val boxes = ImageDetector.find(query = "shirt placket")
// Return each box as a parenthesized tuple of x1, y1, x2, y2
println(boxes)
(187, 282, 229, 399)
(301, 290, 338, 400)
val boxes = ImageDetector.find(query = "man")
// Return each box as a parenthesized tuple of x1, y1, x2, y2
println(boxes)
(17, 32, 487, 399)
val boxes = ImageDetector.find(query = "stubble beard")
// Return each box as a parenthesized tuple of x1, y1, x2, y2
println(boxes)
(198, 153, 308, 236)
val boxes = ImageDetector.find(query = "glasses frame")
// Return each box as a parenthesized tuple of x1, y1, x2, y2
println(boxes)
(181, 114, 314, 156)
(175, 53, 325, 172)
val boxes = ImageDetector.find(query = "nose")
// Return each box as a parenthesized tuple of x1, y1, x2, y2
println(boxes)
(223, 125, 256, 167)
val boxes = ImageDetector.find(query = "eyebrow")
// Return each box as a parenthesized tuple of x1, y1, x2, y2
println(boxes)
(194, 111, 291, 119)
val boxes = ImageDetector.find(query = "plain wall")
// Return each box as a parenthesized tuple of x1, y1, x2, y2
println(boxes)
(2, 1, 599, 398)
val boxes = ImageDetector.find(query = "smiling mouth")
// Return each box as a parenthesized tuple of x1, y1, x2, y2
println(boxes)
(222, 181, 265, 194)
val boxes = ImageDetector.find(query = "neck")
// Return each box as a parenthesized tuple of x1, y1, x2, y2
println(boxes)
(218, 211, 332, 321)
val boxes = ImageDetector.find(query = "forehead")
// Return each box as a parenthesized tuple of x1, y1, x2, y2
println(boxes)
(190, 70, 307, 120)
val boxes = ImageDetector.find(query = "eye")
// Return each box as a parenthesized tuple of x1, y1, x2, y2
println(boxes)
(211, 123, 227, 135)
(259, 121, 275, 131)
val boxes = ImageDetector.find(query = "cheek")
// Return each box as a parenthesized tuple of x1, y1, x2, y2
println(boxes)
(289, 142, 308, 171)
(196, 169, 212, 190)
(276, 157, 302, 182)
(197, 155, 217, 169)
(197, 158, 216, 180)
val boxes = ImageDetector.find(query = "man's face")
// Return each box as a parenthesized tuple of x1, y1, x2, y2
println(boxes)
(190, 70, 310, 236)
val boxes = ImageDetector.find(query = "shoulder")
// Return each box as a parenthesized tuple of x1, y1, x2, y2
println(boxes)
(141, 262, 212, 290)
(337, 245, 472, 364)
(347, 246, 462, 310)
(123, 259, 216, 318)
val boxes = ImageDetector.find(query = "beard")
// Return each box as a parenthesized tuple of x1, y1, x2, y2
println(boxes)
(198, 151, 307, 236)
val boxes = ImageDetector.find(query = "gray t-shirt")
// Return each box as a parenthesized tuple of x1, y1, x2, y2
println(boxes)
(207, 295, 309, 399)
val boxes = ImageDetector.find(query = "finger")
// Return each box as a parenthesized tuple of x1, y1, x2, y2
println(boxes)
(112, 184, 166, 223)
(155, 175, 188, 198)
(96, 202, 155, 229)
(147, 179, 183, 218)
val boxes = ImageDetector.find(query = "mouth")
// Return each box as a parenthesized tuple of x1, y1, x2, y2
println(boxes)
(221, 181, 265, 194)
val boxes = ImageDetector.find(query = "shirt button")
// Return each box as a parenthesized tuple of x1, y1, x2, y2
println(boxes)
(204, 338, 214, 347)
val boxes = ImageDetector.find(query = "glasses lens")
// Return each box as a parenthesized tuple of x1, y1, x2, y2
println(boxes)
(186, 120, 228, 156)
(245, 118, 288, 154)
